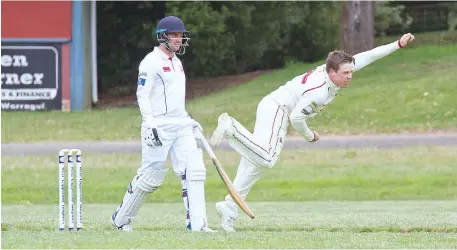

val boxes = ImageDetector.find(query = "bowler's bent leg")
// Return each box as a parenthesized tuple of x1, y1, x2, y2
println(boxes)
(215, 98, 289, 231)
(211, 97, 288, 169)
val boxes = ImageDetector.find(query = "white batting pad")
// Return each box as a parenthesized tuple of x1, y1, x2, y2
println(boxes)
(185, 149, 208, 231)
(112, 168, 169, 228)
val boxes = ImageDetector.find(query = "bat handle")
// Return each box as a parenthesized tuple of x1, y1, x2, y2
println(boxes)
(193, 127, 216, 157)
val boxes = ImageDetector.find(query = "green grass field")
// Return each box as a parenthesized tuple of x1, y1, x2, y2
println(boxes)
(2, 147, 457, 248)
(2, 202, 457, 249)
(2, 147, 457, 204)
(2, 31, 457, 249)
(2, 32, 457, 143)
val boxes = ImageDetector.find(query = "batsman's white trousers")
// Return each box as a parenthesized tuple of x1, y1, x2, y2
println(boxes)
(114, 115, 210, 231)
(138, 115, 197, 177)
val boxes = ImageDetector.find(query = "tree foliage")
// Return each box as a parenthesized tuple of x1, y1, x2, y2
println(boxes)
(375, 1, 413, 37)
(96, 2, 339, 92)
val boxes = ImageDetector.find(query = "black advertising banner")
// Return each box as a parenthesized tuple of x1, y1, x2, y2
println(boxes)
(1, 44, 62, 111)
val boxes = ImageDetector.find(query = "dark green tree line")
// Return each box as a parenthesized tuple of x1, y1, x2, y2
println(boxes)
(96, 1, 446, 95)
(96, 1, 340, 94)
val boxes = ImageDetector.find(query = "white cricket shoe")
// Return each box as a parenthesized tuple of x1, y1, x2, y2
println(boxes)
(210, 113, 232, 147)
(117, 223, 133, 232)
(215, 201, 237, 232)
(186, 224, 218, 232)
(111, 210, 133, 232)
(200, 226, 218, 233)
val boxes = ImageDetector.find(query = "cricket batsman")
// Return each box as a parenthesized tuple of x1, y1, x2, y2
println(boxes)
(111, 16, 216, 232)
(209, 33, 416, 232)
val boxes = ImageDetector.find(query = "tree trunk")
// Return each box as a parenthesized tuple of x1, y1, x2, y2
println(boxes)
(340, 1, 375, 55)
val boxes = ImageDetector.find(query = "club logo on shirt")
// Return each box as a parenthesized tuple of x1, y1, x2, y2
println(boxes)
(137, 78, 146, 86)
(162, 66, 171, 72)
(301, 108, 310, 115)
(138, 71, 147, 86)
(301, 101, 323, 116)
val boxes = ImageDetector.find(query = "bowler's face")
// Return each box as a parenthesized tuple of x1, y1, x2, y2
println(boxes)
(329, 63, 353, 88)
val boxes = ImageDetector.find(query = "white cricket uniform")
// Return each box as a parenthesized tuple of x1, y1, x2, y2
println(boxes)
(222, 40, 403, 210)
(136, 46, 196, 176)
(112, 46, 211, 232)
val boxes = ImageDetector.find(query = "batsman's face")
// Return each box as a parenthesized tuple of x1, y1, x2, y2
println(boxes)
(330, 63, 353, 88)
(167, 32, 183, 52)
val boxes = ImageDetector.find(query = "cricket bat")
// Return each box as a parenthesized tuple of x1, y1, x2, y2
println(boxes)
(193, 127, 255, 219)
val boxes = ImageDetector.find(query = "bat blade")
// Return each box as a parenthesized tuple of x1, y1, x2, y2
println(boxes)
(194, 128, 255, 219)
(211, 157, 255, 219)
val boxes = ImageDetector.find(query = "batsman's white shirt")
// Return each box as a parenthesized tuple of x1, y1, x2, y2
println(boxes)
(136, 47, 195, 176)
(267, 40, 402, 141)
(137, 46, 187, 121)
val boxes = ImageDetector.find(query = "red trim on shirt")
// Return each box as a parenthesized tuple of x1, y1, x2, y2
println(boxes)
(302, 82, 326, 95)
(397, 40, 404, 48)
(301, 70, 314, 84)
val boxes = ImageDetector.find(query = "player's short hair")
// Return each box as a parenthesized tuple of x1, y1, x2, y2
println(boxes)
(325, 50, 355, 73)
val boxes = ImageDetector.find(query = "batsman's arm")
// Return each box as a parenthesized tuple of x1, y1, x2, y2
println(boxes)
(136, 60, 157, 124)
(289, 95, 321, 142)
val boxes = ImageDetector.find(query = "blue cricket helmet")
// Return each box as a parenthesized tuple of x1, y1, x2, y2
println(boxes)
(156, 16, 190, 55)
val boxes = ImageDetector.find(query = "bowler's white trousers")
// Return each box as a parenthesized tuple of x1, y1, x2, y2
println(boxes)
(225, 96, 289, 205)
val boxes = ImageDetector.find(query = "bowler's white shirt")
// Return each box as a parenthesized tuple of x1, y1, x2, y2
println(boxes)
(136, 47, 187, 124)
(267, 41, 402, 141)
